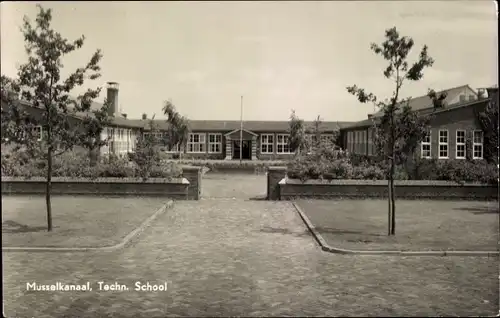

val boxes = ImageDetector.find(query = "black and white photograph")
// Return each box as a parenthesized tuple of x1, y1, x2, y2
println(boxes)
(1, 1, 498, 317)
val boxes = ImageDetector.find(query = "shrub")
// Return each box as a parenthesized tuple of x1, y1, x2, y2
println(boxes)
(2, 149, 184, 180)
(99, 156, 136, 178)
(353, 164, 385, 180)
(435, 160, 498, 184)
(326, 159, 355, 179)
(149, 162, 183, 179)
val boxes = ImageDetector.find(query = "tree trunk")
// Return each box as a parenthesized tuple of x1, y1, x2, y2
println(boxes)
(46, 143, 53, 232)
(389, 109, 396, 236)
(390, 162, 396, 235)
(387, 177, 392, 236)
(89, 147, 99, 166)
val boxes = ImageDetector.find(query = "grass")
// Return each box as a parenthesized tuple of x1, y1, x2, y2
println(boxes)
(1, 195, 167, 248)
(296, 199, 499, 251)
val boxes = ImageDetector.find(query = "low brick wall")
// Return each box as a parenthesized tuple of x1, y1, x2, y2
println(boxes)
(1, 177, 190, 199)
(279, 178, 499, 201)
(181, 166, 202, 200)
(267, 166, 287, 200)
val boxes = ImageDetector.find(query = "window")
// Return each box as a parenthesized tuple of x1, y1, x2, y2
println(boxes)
(261, 134, 274, 154)
(355, 131, 360, 154)
(473, 130, 483, 159)
(421, 130, 431, 159)
(347, 131, 353, 152)
(455, 130, 466, 159)
(107, 128, 114, 140)
(360, 130, 366, 155)
(277, 134, 291, 153)
(187, 133, 206, 153)
(208, 133, 222, 153)
(33, 125, 42, 141)
(438, 130, 448, 159)
(367, 129, 373, 155)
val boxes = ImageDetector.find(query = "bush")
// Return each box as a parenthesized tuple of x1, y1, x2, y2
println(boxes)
(149, 162, 183, 179)
(98, 156, 136, 178)
(287, 143, 498, 184)
(2, 149, 184, 180)
(435, 160, 498, 184)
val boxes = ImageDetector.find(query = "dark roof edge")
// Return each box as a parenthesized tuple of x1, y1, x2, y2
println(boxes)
(342, 97, 491, 130)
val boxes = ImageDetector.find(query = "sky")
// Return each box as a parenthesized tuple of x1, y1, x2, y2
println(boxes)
(1, 1, 497, 122)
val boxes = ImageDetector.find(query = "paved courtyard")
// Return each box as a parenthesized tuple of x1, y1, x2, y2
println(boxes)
(3, 198, 498, 317)
(201, 171, 267, 199)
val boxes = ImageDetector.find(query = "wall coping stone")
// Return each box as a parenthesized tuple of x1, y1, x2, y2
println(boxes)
(282, 178, 497, 187)
(1, 177, 189, 184)
(268, 166, 287, 171)
(180, 165, 202, 171)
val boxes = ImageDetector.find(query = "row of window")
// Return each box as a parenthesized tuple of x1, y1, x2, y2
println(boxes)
(421, 130, 483, 159)
(105, 128, 132, 140)
(347, 130, 369, 155)
(347, 129, 485, 160)
(260, 134, 292, 154)
(347, 130, 375, 155)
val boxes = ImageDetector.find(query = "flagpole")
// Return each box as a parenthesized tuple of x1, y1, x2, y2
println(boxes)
(240, 95, 243, 164)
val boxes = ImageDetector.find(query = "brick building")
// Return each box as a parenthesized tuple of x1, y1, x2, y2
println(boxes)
(2, 82, 353, 160)
(339, 84, 498, 160)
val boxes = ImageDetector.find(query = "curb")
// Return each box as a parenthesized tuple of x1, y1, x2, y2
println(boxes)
(292, 202, 499, 257)
(2, 200, 174, 253)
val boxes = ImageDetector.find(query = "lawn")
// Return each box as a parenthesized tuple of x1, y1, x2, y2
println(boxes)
(1, 196, 168, 248)
(296, 199, 499, 251)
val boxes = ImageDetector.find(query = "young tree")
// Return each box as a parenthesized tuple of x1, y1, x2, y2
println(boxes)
(2, 5, 109, 231)
(311, 115, 322, 149)
(288, 110, 307, 155)
(131, 115, 162, 180)
(346, 27, 437, 236)
(162, 100, 190, 159)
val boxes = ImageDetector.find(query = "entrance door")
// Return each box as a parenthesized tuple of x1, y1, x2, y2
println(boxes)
(233, 140, 251, 160)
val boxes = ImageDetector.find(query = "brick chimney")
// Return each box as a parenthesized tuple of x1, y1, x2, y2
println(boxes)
(106, 82, 119, 117)
(142, 113, 147, 120)
(486, 86, 498, 99)
(367, 114, 373, 119)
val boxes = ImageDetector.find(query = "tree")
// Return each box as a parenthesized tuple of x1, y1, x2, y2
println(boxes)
(346, 27, 438, 236)
(1, 5, 109, 231)
(77, 101, 113, 166)
(162, 100, 190, 158)
(478, 89, 499, 165)
(311, 115, 322, 149)
(131, 115, 162, 180)
(288, 110, 307, 155)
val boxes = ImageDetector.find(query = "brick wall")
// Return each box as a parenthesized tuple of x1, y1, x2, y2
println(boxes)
(1, 177, 189, 199)
(267, 166, 287, 200)
(421, 104, 486, 159)
(181, 166, 202, 200)
(279, 179, 498, 200)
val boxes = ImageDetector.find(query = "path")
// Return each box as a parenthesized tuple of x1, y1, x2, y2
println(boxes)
(201, 172, 267, 199)
(3, 199, 497, 317)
